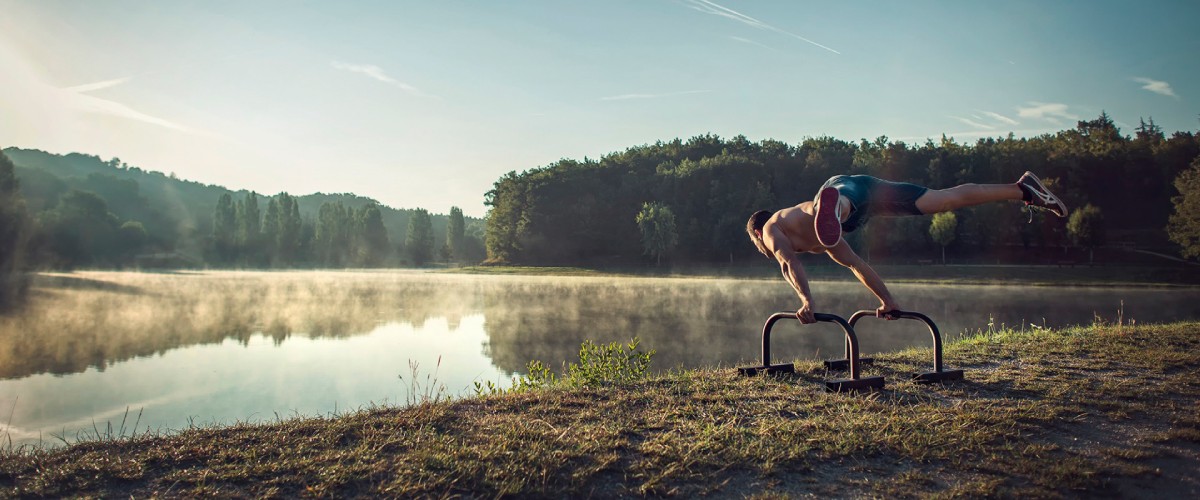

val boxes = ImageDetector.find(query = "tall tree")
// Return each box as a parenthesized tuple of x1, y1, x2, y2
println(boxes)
(1067, 204, 1105, 264)
(0, 150, 30, 309)
(275, 193, 302, 265)
(928, 212, 957, 264)
(358, 203, 390, 267)
(406, 208, 435, 266)
(315, 202, 343, 266)
(236, 192, 262, 265)
(262, 197, 280, 264)
(1168, 159, 1200, 259)
(635, 202, 678, 266)
(447, 206, 466, 263)
(484, 171, 526, 264)
(211, 193, 236, 264)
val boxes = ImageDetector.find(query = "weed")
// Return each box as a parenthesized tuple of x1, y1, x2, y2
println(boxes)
(475, 359, 558, 395)
(475, 338, 655, 395)
(399, 356, 447, 405)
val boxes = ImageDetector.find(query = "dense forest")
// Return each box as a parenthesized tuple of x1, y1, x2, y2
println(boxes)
(0, 147, 486, 275)
(485, 114, 1200, 266)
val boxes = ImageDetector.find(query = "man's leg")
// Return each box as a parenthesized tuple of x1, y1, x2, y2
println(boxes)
(915, 183, 1021, 214)
(915, 172, 1067, 217)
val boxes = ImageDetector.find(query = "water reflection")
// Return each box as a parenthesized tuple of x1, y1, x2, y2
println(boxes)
(1, 316, 504, 446)
(0, 271, 483, 379)
(3, 271, 1198, 380)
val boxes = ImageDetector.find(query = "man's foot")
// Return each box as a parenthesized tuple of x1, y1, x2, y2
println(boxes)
(1017, 171, 1068, 217)
(814, 186, 842, 247)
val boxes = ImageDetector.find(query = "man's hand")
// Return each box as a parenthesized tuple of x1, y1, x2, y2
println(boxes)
(797, 303, 817, 324)
(876, 301, 901, 320)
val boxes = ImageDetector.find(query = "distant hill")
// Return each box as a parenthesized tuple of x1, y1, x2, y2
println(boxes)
(3, 147, 480, 258)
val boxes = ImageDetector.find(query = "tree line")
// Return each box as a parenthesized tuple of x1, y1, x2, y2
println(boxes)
(205, 192, 477, 268)
(0, 148, 486, 309)
(485, 114, 1200, 266)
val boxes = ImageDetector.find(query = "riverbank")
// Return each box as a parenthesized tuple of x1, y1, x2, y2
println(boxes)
(2, 321, 1197, 497)
(448, 263, 1200, 287)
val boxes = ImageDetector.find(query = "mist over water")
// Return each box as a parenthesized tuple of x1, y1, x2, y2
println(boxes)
(2, 270, 1197, 447)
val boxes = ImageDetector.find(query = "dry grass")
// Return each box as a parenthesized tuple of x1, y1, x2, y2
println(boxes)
(2, 320, 1198, 497)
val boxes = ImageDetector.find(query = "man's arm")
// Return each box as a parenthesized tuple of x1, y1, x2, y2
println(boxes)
(767, 229, 818, 323)
(825, 239, 901, 316)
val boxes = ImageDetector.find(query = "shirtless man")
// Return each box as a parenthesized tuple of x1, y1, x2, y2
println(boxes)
(746, 172, 1067, 323)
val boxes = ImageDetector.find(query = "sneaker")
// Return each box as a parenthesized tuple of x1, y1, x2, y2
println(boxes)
(1017, 171, 1068, 218)
(814, 186, 842, 247)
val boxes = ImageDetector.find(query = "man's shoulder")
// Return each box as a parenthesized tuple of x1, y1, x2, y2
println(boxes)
(776, 202, 815, 221)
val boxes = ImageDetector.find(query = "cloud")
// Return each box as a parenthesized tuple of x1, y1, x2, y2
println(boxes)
(601, 89, 712, 101)
(1133, 77, 1178, 98)
(1017, 102, 1079, 125)
(978, 110, 1019, 126)
(952, 116, 994, 130)
(681, 0, 840, 54)
(331, 61, 432, 97)
(63, 77, 195, 132)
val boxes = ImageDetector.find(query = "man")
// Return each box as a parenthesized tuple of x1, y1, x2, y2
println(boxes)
(746, 171, 1067, 323)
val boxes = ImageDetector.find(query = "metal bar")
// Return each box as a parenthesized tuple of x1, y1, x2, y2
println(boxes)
(848, 309, 956, 378)
(813, 313, 861, 379)
(760, 312, 795, 366)
(761, 312, 864, 378)
(745, 311, 884, 391)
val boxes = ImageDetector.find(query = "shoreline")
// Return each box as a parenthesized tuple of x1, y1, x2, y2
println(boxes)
(3, 321, 1198, 497)
(442, 264, 1200, 288)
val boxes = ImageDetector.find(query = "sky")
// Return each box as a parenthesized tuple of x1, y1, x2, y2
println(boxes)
(1, 1, 1197, 217)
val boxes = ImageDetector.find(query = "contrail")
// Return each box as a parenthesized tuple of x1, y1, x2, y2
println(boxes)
(683, 0, 840, 55)
(60, 76, 196, 133)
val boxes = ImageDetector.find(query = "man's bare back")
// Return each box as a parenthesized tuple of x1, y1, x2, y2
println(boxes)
(762, 200, 849, 256)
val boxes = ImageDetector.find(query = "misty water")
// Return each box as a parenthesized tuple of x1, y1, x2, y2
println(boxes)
(2, 270, 1198, 448)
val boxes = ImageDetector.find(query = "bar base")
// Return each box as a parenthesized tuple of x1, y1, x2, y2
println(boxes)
(825, 376, 886, 392)
(736, 363, 795, 377)
(912, 369, 964, 384)
(823, 357, 876, 371)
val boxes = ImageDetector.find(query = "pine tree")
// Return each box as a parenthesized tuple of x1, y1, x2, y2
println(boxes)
(447, 206, 465, 263)
(0, 150, 30, 309)
(262, 197, 280, 265)
(406, 209, 435, 266)
(212, 193, 236, 264)
(360, 203, 390, 267)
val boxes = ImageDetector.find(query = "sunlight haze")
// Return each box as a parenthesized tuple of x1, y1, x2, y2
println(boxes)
(1, 0, 1196, 216)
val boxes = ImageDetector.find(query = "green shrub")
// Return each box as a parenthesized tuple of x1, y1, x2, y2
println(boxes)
(475, 338, 654, 396)
(565, 338, 654, 388)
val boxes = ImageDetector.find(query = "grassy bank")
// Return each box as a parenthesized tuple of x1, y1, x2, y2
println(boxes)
(3, 321, 1199, 497)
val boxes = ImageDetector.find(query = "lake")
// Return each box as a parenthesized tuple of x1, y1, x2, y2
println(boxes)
(2, 270, 1197, 448)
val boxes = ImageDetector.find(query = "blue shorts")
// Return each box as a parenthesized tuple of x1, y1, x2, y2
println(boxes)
(815, 175, 928, 233)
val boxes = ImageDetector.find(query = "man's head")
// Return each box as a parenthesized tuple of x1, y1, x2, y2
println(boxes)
(746, 210, 773, 259)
